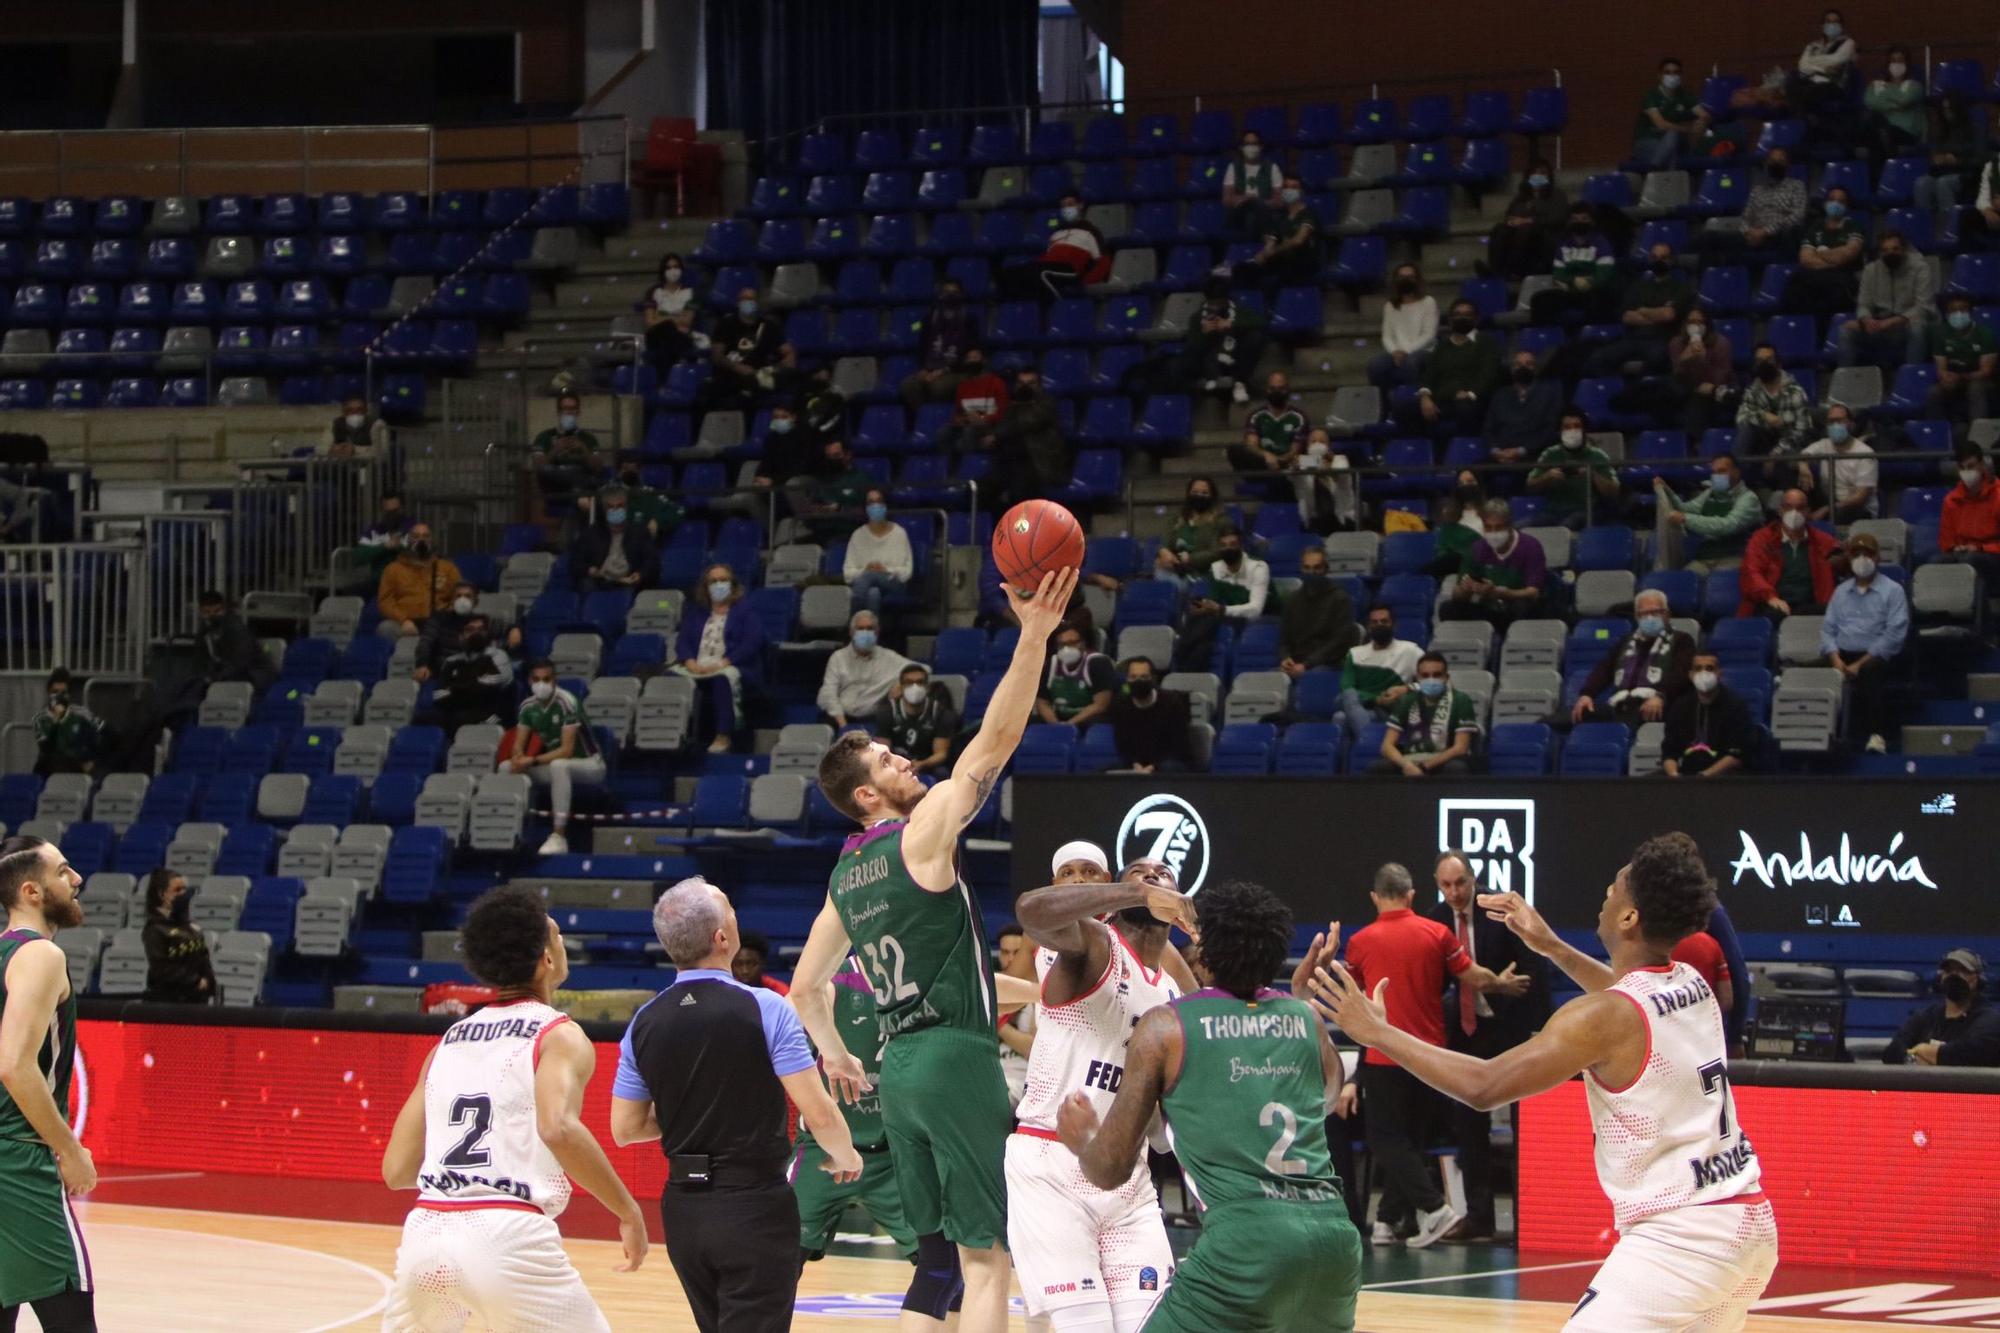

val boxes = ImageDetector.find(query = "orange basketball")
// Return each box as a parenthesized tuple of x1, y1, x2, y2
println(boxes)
(992, 499, 1087, 594)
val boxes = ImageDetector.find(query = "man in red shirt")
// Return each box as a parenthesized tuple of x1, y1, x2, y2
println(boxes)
(1737, 487, 1844, 620)
(939, 346, 1009, 457)
(1938, 444, 2000, 597)
(1342, 861, 1516, 1248)
(1670, 929, 1735, 1016)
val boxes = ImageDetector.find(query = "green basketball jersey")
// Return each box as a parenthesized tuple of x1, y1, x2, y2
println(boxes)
(0, 930, 76, 1143)
(828, 820, 995, 1039)
(1162, 989, 1342, 1208)
(800, 973, 889, 1150)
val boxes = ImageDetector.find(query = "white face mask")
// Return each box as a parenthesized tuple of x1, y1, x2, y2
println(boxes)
(1850, 556, 1876, 581)
(1560, 428, 1584, 448)
(902, 683, 927, 706)
(1692, 670, 1719, 694)
(344, 412, 365, 429)
(530, 680, 553, 701)
(1888, 62, 1908, 80)
(1781, 508, 1807, 533)
(1962, 468, 1984, 490)
(453, 596, 473, 616)
(1484, 527, 1514, 552)
(1306, 440, 1329, 460)
(1241, 143, 1261, 161)
(1056, 645, 1082, 667)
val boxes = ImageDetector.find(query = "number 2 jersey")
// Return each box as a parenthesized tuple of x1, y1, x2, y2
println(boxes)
(415, 998, 574, 1217)
(1016, 926, 1179, 1135)
(1588, 962, 1762, 1231)
(828, 819, 995, 1039)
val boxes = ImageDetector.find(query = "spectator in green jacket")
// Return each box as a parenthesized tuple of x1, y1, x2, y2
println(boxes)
(1408, 299, 1503, 438)
(1229, 371, 1306, 474)
(1155, 477, 1233, 589)
(1655, 453, 1764, 574)
(1633, 57, 1711, 169)
(33, 669, 102, 777)
(1527, 409, 1622, 528)
(1862, 46, 1927, 171)
(1529, 205, 1619, 326)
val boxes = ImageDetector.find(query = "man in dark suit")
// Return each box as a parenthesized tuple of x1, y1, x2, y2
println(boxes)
(1425, 848, 1551, 1241)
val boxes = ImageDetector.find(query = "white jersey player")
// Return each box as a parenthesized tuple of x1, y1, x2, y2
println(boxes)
(1008, 846, 1198, 1333)
(1313, 833, 1778, 1333)
(381, 887, 648, 1332)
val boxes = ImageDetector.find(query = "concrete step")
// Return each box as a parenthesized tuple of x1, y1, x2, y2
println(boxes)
(1899, 725, 1985, 756)
(554, 274, 654, 308)
(1967, 673, 2000, 701)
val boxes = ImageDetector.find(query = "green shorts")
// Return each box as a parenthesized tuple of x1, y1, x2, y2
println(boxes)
(790, 1140, 916, 1260)
(0, 1137, 90, 1308)
(879, 1027, 1011, 1251)
(1143, 1198, 1359, 1333)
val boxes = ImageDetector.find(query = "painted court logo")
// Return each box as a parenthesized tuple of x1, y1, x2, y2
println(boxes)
(1116, 793, 1211, 893)
(1437, 798, 1537, 904)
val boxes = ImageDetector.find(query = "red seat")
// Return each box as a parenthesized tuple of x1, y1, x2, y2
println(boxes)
(632, 117, 722, 215)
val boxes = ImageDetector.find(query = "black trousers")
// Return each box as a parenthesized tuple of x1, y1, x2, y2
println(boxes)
(0, 1287, 96, 1333)
(1359, 1062, 1445, 1222)
(1445, 1021, 1518, 1227)
(661, 1181, 800, 1333)
(1843, 656, 1892, 741)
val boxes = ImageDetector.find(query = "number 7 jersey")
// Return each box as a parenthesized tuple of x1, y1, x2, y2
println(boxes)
(1587, 962, 1762, 1231)
(415, 998, 575, 1217)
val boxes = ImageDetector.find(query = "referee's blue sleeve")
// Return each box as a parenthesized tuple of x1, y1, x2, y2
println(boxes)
(759, 992, 817, 1077)
(611, 1022, 650, 1101)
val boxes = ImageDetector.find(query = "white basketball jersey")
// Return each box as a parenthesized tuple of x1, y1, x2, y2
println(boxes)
(1587, 963, 1761, 1231)
(415, 999, 574, 1217)
(1017, 926, 1180, 1134)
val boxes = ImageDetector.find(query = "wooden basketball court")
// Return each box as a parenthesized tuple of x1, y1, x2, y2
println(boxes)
(27, 1198, 1974, 1332)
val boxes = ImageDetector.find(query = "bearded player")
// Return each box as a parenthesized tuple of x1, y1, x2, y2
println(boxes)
(798, 566, 1080, 1333)
(1312, 833, 1776, 1331)
(1008, 855, 1197, 1333)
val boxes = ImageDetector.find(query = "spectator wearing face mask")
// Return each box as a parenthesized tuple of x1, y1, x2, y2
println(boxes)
(672, 563, 765, 753)
(1929, 295, 1997, 428)
(1633, 57, 1710, 169)
(817, 610, 911, 729)
(416, 582, 522, 682)
(1739, 488, 1844, 621)
(1175, 528, 1269, 673)
(615, 464, 687, 542)
(1528, 208, 1618, 326)
(1734, 343, 1816, 464)
(1291, 428, 1361, 535)
(844, 488, 913, 614)
(1797, 403, 1879, 523)
(875, 663, 957, 775)
(1655, 453, 1762, 574)
(1884, 949, 2000, 1067)
(1439, 499, 1547, 628)
(1228, 371, 1305, 475)
(1661, 309, 1737, 437)
(1821, 530, 1907, 753)
(1220, 130, 1282, 240)
(899, 280, 982, 407)
(1837, 230, 1934, 370)
(352, 491, 411, 591)
(1157, 278, 1269, 406)
(991, 369, 1069, 509)
(1155, 479, 1231, 587)
(529, 392, 605, 505)
(1108, 657, 1191, 774)
(1368, 263, 1438, 391)
(934, 347, 1008, 456)
(1788, 9, 1858, 131)
(141, 868, 215, 1004)
(1035, 623, 1117, 730)
(1782, 187, 1865, 318)
(1232, 175, 1319, 299)
(1411, 300, 1503, 437)
(500, 660, 605, 856)
(1585, 243, 1694, 378)
(1010, 194, 1109, 301)
(709, 286, 794, 406)
(1482, 159, 1567, 282)
(1527, 411, 1620, 529)
(753, 401, 816, 492)
(33, 669, 101, 777)
(1429, 472, 1489, 577)
(1277, 545, 1359, 680)
(195, 589, 275, 691)
(322, 393, 389, 457)
(1340, 604, 1421, 738)
(1661, 652, 1753, 778)
(1936, 445, 2000, 595)
(427, 613, 516, 734)
(1371, 653, 1479, 777)
(795, 437, 872, 533)
(1700, 149, 1806, 262)
(1861, 46, 1926, 171)
(641, 253, 699, 371)
(1570, 588, 1694, 729)
(571, 484, 660, 594)
(1483, 350, 1562, 467)
(376, 521, 462, 637)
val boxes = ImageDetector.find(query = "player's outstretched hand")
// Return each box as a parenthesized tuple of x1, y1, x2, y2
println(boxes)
(1055, 1091, 1099, 1158)
(1014, 566, 1080, 642)
(822, 1143, 865, 1184)
(1290, 921, 1339, 998)
(614, 1208, 649, 1273)
(1144, 883, 1198, 935)
(822, 1050, 874, 1106)
(56, 1144, 95, 1197)
(1478, 891, 1560, 956)
(1307, 962, 1389, 1047)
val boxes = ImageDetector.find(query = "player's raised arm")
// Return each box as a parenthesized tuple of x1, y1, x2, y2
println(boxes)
(534, 1020, 650, 1273)
(1479, 891, 1617, 993)
(903, 567, 1078, 879)
(788, 899, 869, 1102)
(1057, 1004, 1179, 1191)
(1310, 961, 1639, 1112)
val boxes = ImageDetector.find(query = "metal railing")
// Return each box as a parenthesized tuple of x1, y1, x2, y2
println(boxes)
(0, 543, 149, 677)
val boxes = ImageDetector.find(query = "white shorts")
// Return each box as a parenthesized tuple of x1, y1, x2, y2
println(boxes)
(1564, 1199, 1779, 1333)
(382, 1204, 610, 1333)
(1005, 1131, 1175, 1318)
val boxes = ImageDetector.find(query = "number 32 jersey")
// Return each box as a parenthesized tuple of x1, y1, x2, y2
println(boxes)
(1588, 962, 1762, 1231)
(415, 998, 574, 1217)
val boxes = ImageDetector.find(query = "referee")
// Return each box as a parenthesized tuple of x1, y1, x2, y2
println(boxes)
(611, 877, 861, 1332)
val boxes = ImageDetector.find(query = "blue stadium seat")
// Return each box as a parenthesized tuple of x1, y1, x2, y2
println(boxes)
(798, 132, 846, 175)
(1561, 722, 1631, 776)
(105, 377, 158, 407)
(205, 195, 252, 232)
(968, 123, 1022, 168)
(1574, 526, 1636, 572)
(1014, 724, 1079, 775)
(804, 175, 857, 217)
(1488, 723, 1553, 776)
(216, 825, 277, 875)
(1638, 569, 1699, 616)
(381, 826, 449, 903)
(1212, 723, 1277, 775)
(910, 124, 962, 169)
(1709, 617, 1771, 668)
(318, 192, 369, 231)
(94, 196, 141, 235)
(854, 129, 904, 171)
(1275, 722, 1343, 776)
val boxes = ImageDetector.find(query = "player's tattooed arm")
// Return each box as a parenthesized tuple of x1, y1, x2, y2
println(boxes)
(1058, 1005, 1178, 1190)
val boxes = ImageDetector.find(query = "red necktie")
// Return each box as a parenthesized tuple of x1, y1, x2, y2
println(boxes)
(1457, 913, 1478, 1036)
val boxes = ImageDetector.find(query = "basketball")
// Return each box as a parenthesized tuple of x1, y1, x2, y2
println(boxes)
(992, 499, 1086, 593)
